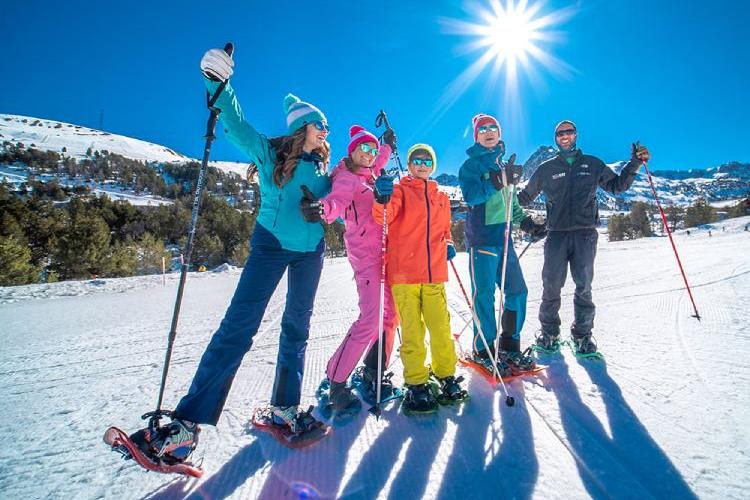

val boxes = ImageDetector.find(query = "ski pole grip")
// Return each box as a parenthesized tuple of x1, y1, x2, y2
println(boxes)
(223, 42, 234, 57)
(207, 42, 234, 109)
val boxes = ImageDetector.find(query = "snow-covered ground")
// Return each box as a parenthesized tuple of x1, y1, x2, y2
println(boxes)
(1, 217, 748, 499)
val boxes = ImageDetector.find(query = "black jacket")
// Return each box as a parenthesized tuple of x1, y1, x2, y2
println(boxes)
(518, 150, 640, 231)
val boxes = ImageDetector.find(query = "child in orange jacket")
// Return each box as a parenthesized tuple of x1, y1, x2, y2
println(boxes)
(372, 144, 468, 413)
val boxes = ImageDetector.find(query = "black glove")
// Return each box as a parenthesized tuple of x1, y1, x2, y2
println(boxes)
(382, 128, 397, 151)
(300, 185, 323, 223)
(488, 168, 505, 190)
(520, 215, 548, 242)
(504, 153, 522, 185)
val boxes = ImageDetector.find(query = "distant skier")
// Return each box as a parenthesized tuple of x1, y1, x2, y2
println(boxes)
(373, 144, 468, 413)
(458, 114, 547, 375)
(127, 47, 333, 462)
(299, 125, 400, 416)
(518, 120, 650, 356)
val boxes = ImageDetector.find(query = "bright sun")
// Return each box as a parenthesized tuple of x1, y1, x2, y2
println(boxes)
(415, 0, 575, 136)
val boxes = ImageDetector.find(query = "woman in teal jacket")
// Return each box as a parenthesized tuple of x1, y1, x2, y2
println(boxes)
(131, 47, 332, 462)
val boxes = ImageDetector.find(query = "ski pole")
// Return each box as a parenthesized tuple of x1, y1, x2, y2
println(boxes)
(450, 259, 515, 406)
(495, 158, 517, 355)
(370, 170, 390, 418)
(153, 42, 234, 417)
(518, 239, 534, 260)
(375, 110, 405, 179)
(640, 149, 701, 320)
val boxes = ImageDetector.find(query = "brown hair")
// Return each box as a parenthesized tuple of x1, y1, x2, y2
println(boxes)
(269, 127, 331, 187)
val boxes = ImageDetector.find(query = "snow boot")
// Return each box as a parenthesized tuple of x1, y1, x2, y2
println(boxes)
(571, 335, 601, 358)
(505, 347, 537, 374)
(329, 380, 362, 415)
(534, 331, 561, 353)
(472, 348, 512, 377)
(352, 366, 398, 404)
(271, 405, 327, 437)
(402, 383, 439, 415)
(130, 417, 199, 464)
(433, 374, 469, 405)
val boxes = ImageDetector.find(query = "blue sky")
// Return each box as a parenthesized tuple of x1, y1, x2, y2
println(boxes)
(2, 0, 747, 174)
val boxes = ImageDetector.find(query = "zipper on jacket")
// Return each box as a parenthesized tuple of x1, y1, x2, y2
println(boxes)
(424, 180, 433, 283)
(273, 192, 282, 228)
(352, 202, 359, 225)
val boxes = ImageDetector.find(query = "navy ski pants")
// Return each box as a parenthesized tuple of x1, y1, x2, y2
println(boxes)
(539, 229, 598, 339)
(175, 224, 324, 425)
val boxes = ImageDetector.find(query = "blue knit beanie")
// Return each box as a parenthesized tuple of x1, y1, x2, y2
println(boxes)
(284, 93, 327, 134)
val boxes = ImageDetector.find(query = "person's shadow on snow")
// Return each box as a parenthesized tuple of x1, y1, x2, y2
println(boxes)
(337, 397, 449, 499)
(545, 358, 697, 499)
(435, 374, 539, 500)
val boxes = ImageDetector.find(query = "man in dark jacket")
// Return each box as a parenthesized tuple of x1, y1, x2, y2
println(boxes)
(518, 120, 650, 355)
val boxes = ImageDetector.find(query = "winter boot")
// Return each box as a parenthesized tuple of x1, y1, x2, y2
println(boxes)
(403, 383, 439, 415)
(534, 331, 561, 353)
(506, 347, 537, 374)
(271, 405, 326, 436)
(571, 335, 599, 357)
(433, 374, 469, 405)
(353, 366, 397, 404)
(471, 348, 512, 377)
(329, 380, 362, 415)
(130, 417, 199, 464)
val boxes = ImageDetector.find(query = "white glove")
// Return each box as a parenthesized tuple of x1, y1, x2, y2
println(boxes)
(200, 48, 234, 82)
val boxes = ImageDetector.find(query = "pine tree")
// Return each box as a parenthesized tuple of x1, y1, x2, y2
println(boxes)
(629, 202, 653, 237)
(0, 235, 39, 286)
(607, 214, 627, 241)
(684, 198, 717, 228)
(135, 233, 169, 275)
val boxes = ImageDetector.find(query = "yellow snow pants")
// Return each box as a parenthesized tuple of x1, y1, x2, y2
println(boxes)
(392, 283, 458, 385)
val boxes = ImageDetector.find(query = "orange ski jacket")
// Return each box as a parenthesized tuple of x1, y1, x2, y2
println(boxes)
(372, 176, 453, 285)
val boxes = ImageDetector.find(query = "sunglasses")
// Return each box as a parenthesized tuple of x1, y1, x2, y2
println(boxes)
(359, 143, 378, 155)
(477, 124, 499, 134)
(312, 121, 330, 132)
(555, 128, 576, 137)
(411, 158, 434, 167)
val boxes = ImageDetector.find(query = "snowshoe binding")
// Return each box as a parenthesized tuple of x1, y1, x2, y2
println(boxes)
(505, 347, 538, 374)
(472, 349, 513, 378)
(316, 378, 361, 421)
(432, 374, 469, 405)
(402, 383, 439, 415)
(570, 335, 603, 360)
(103, 411, 203, 477)
(351, 366, 403, 406)
(533, 332, 562, 354)
(251, 405, 330, 449)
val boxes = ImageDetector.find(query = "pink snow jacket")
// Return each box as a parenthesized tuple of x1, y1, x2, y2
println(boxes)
(320, 144, 392, 272)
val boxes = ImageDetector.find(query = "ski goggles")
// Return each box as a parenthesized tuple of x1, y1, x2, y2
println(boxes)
(358, 143, 378, 155)
(411, 158, 434, 167)
(477, 124, 499, 134)
(312, 121, 330, 132)
(555, 128, 576, 137)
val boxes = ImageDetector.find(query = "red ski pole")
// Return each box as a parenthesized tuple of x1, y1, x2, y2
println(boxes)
(641, 152, 701, 320)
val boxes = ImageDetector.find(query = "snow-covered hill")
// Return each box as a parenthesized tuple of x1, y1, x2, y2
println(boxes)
(1, 216, 748, 499)
(0, 114, 248, 177)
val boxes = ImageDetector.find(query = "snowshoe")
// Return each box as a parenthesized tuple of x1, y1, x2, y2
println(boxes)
(533, 332, 561, 354)
(251, 405, 330, 449)
(570, 335, 603, 360)
(402, 383, 439, 415)
(351, 366, 403, 406)
(316, 378, 361, 421)
(103, 412, 202, 477)
(432, 374, 469, 405)
(505, 347, 538, 374)
(472, 349, 513, 377)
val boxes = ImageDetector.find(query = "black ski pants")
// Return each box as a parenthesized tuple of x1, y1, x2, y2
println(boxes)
(539, 229, 598, 338)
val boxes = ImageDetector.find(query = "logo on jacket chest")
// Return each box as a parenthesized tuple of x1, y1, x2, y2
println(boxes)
(552, 172, 566, 180)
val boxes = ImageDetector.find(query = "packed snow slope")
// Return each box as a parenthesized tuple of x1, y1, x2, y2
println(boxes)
(1, 217, 749, 499)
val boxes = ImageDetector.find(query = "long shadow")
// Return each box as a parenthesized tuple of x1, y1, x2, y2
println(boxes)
(580, 360, 698, 499)
(436, 375, 539, 500)
(143, 439, 268, 500)
(254, 409, 368, 499)
(338, 400, 448, 499)
(545, 358, 697, 499)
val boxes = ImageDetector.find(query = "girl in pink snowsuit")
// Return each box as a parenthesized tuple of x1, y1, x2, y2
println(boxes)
(320, 125, 398, 404)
